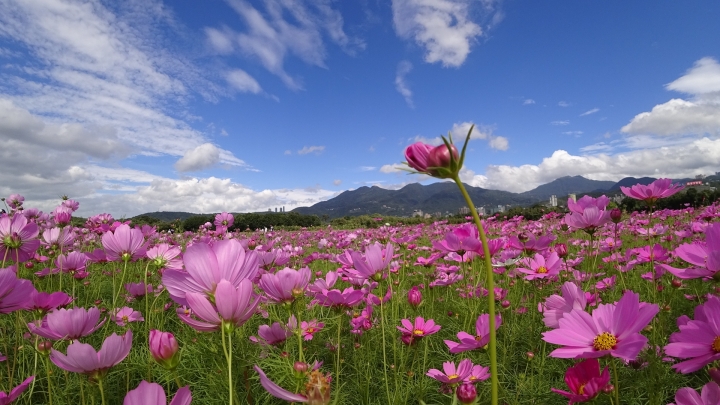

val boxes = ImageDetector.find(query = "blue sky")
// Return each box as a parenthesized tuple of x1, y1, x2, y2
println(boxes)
(1, 0, 720, 217)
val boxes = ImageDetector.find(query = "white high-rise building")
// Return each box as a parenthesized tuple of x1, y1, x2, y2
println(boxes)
(550, 195, 558, 207)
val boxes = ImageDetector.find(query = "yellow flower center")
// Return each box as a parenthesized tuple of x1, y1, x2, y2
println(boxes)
(413, 329, 424, 336)
(448, 374, 459, 380)
(537, 266, 548, 274)
(712, 336, 720, 353)
(578, 383, 586, 395)
(122, 315, 129, 323)
(593, 332, 617, 351)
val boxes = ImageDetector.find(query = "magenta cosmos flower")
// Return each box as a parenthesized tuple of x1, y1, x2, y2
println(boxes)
(259, 267, 311, 304)
(567, 195, 610, 214)
(163, 240, 259, 307)
(669, 382, 720, 405)
(660, 222, 720, 280)
(102, 224, 146, 262)
(27, 290, 72, 316)
(50, 330, 132, 380)
(111, 307, 144, 327)
(664, 295, 720, 373)
(432, 224, 482, 255)
(350, 242, 394, 281)
(179, 279, 259, 332)
(542, 290, 659, 361)
(517, 252, 561, 281)
(621, 178, 684, 205)
(0, 214, 40, 263)
(124, 381, 192, 405)
(564, 206, 610, 235)
(314, 287, 365, 308)
(214, 212, 234, 230)
(541, 282, 587, 329)
(249, 321, 292, 346)
(426, 359, 473, 385)
(404, 142, 434, 173)
(0, 268, 34, 314)
(28, 306, 106, 340)
(146, 244, 183, 271)
(149, 330, 181, 370)
(551, 358, 611, 404)
(444, 314, 501, 354)
(398, 316, 441, 342)
(0, 375, 34, 404)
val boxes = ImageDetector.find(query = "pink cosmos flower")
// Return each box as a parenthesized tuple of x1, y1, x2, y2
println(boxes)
(163, 240, 259, 307)
(214, 212, 234, 229)
(6, 194, 24, 210)
(0, 375, 34, 404)
(621, 178, 684, 205)
(664, 295, 720, 373)
(111, 307, 144, 327)
(314, 287, 365, 308)
(426, 359, 473, 385)
(41, 227, 75, 251)
(250, 321, 293, 346)
(50, 330, 132, 380)
(55, 251, 88, 274)
(668, 382, 720, 405)
(350, 242, 394, 281)
(102, 224, 146, 262)
(567, 195, 610, 214)
(0, 268, 34, 314)
(300, 319, 325, 341)
(259, 267, 311, 304)
(149, 330, 181, 370)
(0, 214, 40, 263)
(551, 358, 611, 404)
(28, 306, 106, 340)
(179, 279, 259, 332)
(444, 314, 502, 354)
(508, 233, 555, 254)
(465, 364, 490, 384)
(660, 222, 720, 280)
(432, 224, 482, 255)
(517, 252, 561, 281)
(541, 282, 587, 328)
(564, 206, 610, 235)
(26, 291, 72, 316)
(404, 142, 434, 173)
(146, 244, 183, 271)
(397, 316, 441, 344)
(542, 290, 659, 361)
(123, 381, 192, 405)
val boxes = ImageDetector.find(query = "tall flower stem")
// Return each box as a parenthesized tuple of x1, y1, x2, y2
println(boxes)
(611, 359, 620, 405)
(142, 262, 151, 332)
(98, 378, 107, 405)
(112, 260, 129, 311)
(452, 175, 498, 405)
(221, 323, 234, 405)
(379, 298, 392, 404)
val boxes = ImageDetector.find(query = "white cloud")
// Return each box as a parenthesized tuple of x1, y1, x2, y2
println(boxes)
(622, 57, 720, 137)
(558, 101, 570, 107)
(0, 0, 247, 169)
(175, 143, 222, 172)
(395, 61, 414, 107)
(380, 164, 405, 173)
(225, 69, 262, 94)
(580, 108, 599, 116)
(459, 137, 720, 193)
(359, 166, 376, 172)
(562, 131, 583, 136)
(333, 179, 342, 186)
(284, 150, 293, 155)
(523, 99, 535, 105)
(212, 0, 363, 90)
(392, 0, 483, 67)
(297, 145, 325, 155)
(488, 136, 509, 151)
(551, 120, 570, 125)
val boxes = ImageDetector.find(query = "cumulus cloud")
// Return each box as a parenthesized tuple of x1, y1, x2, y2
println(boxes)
(0, 0, 247, 169)
(395, 61, 414, 107)
(622, 57, 720, 136)
(297, 146, 325, 155)
(580, 108, 599, 116)
(392, 0, 483, 67)
(225, 69, 262, 94)
(488, 136, 509, 151)
(209, 0, 363, 90)
(459, 137, 720, 193)
(175, 143, 222, 172)
(380, 164, 406, 173)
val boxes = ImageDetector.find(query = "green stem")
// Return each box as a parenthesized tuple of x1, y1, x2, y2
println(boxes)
(112, 260, 129, 311)
(221, 324, 234, 405)
(379, 298, 392, 404)
(143, 262, 151, 332)
(98, 378, 107, 405)
(44, 356, 54, 405)
(452, 175, 498, 405)
(611, 359, 620, 405)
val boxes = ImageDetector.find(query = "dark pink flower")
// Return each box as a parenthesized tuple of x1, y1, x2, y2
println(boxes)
(668, 381, 720, 405)
(660, 222, 720, 280)
(444, 314, 501, 354)
(300, 319, 324, 341)
(517, 252, 561, 280)
(149, 330, 181, 370)
(0, 375, 34, 404)
(27, 290, 73, 316)
(0, 269, 34, 314)
(664, 295, 720, 373)
(111, 307, 144, 327)
(398, 316, 441, 343)
(551, 358, 610, 404)
(542, 282, 587, 329)
(0, 214, 40, 263)
(426, 359, 473, 385)
(249, 321, 292, 346)
(404, 142, 434, 173)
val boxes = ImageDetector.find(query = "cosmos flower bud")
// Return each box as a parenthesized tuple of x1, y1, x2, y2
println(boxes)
(427, 144, 459, 177)
(456, 383, 478, 404)
(610, 208, 622, 223)
(149, 330, 180, 370)
(554, 243, 568, 258)
(407, 286, 422, 308)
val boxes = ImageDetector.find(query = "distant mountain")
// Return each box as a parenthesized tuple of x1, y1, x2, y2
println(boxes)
(520, 176, 615, 200)
(608, 177, 658, 191)
(292, 182, 538, 219)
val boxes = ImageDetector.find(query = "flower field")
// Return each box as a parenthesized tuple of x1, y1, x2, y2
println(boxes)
(2, 176, 720, 403)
